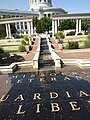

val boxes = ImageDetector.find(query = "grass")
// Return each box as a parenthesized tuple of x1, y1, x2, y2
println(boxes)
(0, 44, 20, 47)
(4, 50, 19, 53)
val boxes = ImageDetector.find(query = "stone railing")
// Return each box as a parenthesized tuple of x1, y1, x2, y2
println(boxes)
(47, 38, 61, 68)
(62, 59, 90, 69)
(0, 36, 41, 73)
(33, 36, 41, 69)
(0, 63, 18, 73)
(0, 61, 33, 73)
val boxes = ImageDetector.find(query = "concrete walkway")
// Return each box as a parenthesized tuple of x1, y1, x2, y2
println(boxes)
(50, 37, 90, 60)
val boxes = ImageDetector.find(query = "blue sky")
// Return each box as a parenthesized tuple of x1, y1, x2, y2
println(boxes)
(0, 0, 90, 13)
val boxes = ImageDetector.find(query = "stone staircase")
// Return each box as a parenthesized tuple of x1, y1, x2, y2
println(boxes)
(39, 37, 55, 68)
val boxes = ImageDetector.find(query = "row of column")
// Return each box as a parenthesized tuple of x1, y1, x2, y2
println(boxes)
(6, 24, 12, 38)
(52, 19, 82, 36)
(31, 0, 50, 3)
(27, 21, 33, 37)
(76, 19, 81, 35)
(5, 21, 34, 38)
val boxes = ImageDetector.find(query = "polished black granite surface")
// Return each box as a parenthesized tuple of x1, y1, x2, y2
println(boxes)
(0, 70, 90, 120)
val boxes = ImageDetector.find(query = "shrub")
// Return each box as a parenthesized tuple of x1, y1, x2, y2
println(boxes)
(18, 35, 24, 38)
(55, 31, 65, 39)
(67, 41, 79, 49)
(0, 35, 6, 39)
(21, 40, 26, 45)
(84, 40, 90, 48)
(24, 35, 29, 41)
(19, 45, 26, 52)
(85, 32, 89, 35)
(58, 39, 63, 44)
(12, 33, 19, 38)
(84, 34, 90, 48)
(0, 47, 4, 53)
(66, 31, 75, 36)
(87, 33, 90, 40)
(77, 33, 82, 35)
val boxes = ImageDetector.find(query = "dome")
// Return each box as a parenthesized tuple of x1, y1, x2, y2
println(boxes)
(29, 0, 52, 11)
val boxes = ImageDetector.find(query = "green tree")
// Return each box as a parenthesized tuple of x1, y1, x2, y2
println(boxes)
(82, 20, 90, 32)
(58, 20, 76, 31)
(11, 23, 17, 34)
(19, 45, 26, 52)
(55, 31, 64, 39)
(0, 24, 6, 39)
(33, 17, 52, 33)
(84, 34, 90, 48)
(33, 17, 39, 28)
(66, 41, 79, 49)
(0, 47, 4, 53)
(36, 20, 42, 33)
(0, 15, 17, 39)
(40, 17, 52, 33)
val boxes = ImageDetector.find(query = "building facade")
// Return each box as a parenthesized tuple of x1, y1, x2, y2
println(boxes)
(0, 0, 67, 35)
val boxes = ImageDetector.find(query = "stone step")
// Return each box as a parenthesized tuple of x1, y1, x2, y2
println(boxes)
(39, 37, 55, 68)
(39, 60, 55, 68)
(39, 60, 55, 64)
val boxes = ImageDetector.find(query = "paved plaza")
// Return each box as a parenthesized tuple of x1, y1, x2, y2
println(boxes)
(0, 69, 90, 120)
(0, 37, 90, 120)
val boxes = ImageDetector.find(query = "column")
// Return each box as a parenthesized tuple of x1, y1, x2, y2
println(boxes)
(58, 19, 60, 27)
(19, 22, 21, 35)
(52, 20, 55, 36)
(31, 21, 33, 36)
(8, 24, 12, 38)
(76, 19, 79, 35)
(5, 24, 9, 38)
(23, 22, 26, 35)
(27, 22, 32, 45)
(79, 19, 81, 33)
(55, 20, 58, 34)
(27, 22, 31, 37)
(46, 14, 48, 17)
(5, 24, 12, 38)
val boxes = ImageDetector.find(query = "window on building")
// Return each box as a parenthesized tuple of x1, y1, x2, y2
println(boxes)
(44, 14, 46, 17)
(25, 22, 27, 29)
(48, 14, 51, 17)
(21, 22, 23, 29)
(16, 22, 19, 29)
(26, 31, 28, 34)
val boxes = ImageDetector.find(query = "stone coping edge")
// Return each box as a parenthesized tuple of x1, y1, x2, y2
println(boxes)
(62, 59, 90, 69)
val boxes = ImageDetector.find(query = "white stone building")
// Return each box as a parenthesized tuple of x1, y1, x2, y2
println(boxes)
(0, 0, 67, 35)
(29, 0, 67, 18)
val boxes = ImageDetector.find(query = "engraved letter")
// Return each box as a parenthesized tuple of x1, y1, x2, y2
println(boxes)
(87, 101, 90, 103)
(36, 104, 40, 113)
(51, 77, 57, 81)
(0, 95, 9, 102)
(50, 92, 58, 99)
(51, 103, 60, 112)
(69, 101, 80, 111)
(64, 77, 70, 81)
(14, 94, 24, 101)
(80, 91, 89, 97)
(66, 91, 71, 98)
(50, 73, 56, 76)
(33, 93, 41, 100)
(16, 105, 25, 115)
(17, 79, 22, 83)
